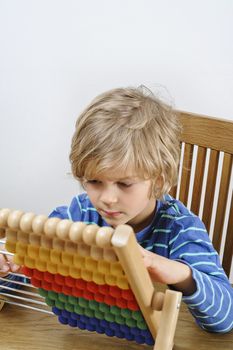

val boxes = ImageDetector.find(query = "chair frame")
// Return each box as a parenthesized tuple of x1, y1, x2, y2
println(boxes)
(170, 111, 233, 277)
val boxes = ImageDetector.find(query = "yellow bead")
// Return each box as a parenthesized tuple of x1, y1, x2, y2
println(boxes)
(13, 254, 24, 266)
(61, 251, 74, 266)
(5, 240, 16, 254)
(47, 261, 58, 274)
(15, 242, 27, 256)
(98, 260, 110, 274)
(69, 266, 81, 279)
(36, 259, 47, 272)
(50, 249, 61, 264)
(39, 247, 50, 262)
(27, 245, 39, 259)
(93, 271, 105, 285)
(116, 276, 129, 290)
(58, 264, 69, 276)
(105, 274, 117, 286)
(85, 257, 98, 271)
(24, 256, 36, 269)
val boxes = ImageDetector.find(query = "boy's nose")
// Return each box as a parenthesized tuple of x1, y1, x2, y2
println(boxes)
(99, 186, 118, 205)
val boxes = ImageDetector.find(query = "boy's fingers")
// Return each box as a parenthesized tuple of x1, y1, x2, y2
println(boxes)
(8, 261, 21, 272)
(0, 253, 20, 274)
(5, 254, 20, 272)
(0, 254, 10, 275)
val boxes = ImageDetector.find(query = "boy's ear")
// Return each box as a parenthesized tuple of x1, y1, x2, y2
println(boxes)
(156, 176, 164, 189)
(150, 175, 164, 199)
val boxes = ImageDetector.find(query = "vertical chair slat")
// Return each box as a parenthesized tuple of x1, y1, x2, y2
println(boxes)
(169, 186, 177, 198)
(190, 146, 207, 216)
(222, 191, 233, 276)
(202, 150, 219, 233)
(179, 143, 193, 206)
(212, 154, 233, 253)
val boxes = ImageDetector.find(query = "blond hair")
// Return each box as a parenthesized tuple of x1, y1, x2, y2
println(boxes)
(70, 86, 181, 198)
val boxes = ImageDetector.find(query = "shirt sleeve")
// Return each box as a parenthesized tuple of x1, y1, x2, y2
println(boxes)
(169, 217, 233, 333)
(49, 196, 82, 221)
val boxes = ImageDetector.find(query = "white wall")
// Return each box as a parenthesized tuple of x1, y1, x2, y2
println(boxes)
(0, 0, 233, 216)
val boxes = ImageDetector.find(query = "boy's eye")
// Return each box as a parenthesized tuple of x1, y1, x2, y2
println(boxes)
(86, 180, 101, 184)
(118, 182, 133, 188)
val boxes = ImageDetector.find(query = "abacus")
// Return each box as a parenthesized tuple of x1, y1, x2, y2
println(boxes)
(0, 208, 182, 350)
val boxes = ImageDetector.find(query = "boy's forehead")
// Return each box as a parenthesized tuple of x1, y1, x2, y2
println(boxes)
(90, 168, 140, 181)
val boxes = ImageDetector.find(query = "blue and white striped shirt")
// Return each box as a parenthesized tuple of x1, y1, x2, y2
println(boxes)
(50, 193, 233, 333)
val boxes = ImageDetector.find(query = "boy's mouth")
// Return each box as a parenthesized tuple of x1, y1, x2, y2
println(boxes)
(100, 209, 122, 218)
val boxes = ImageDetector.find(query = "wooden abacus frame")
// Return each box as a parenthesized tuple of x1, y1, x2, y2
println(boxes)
(0, 208, 182, 350)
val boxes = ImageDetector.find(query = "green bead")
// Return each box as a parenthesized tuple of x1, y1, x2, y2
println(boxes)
(65, 303, 74, 313)
(38, 288, 47, 297)
(137, 320, 147, 330)
(89, 300, 99, 311)
(94, 309, 104, 320)
(55, 300, 64, 310)
(78, 298, 88, 308)
(115, 315, 125, 325)
(45, 297, 55, 307)
(121, 308, 131, 319)
(48, 290, 58, 300)
(126, 318, 136, 327)
(68, 295, 78, 305)
(99, 303, 109, 313)
(105, 313, 115, 322)
(85, 308, 95, 318)
(110, 306, 121, 315)
(74, 304, 84, 315)
(58, 293, 68, 303)
(132, 311, 144, 321)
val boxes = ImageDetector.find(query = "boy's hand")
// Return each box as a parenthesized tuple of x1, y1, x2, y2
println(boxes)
(139, 245, 196, 296)
(0, 246, 20, 277)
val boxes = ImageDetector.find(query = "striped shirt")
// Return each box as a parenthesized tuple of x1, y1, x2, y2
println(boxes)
(0, 273, 28, 292)
(49, 193, 233, 333)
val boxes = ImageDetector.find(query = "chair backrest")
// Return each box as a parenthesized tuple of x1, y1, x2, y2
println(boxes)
(169, 111, 233, 278)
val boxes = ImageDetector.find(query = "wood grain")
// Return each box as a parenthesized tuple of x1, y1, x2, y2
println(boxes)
(0, 302, 232, 350)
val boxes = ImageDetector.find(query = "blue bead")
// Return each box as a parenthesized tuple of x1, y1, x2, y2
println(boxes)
(100, 319, 109, 328)
(145, 336, 155, 345)
(52, 306, 61, 315)
(124, 333, 134, 341)
(96, 326, 105, 334)
(80, 315, 88, 323)
(120, 324, 130, 333)
(135, 335, 145, 344)
(70, 312, 80, 320)
(77, 320, 86, 330)
(105, 328, 115, 337)
(68, 318, 77, 327)
(141, 329, 152, 337)
(130, 327, 140, 335)
(86, 323, 96, 332)
(89, 318, 99, 326)
(109, 323, 120, 331)
(58, 316, 68, 325)
(61, 309, 70, 318)
(115, 331, 125, 339)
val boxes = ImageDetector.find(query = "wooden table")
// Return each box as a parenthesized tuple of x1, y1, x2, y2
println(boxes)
(0, 301, 232, 350)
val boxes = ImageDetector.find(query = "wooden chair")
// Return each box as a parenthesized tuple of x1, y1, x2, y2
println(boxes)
(170, 111, 233, 278)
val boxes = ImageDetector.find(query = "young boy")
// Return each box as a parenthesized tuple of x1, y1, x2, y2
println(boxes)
(1, 86, 232, 333)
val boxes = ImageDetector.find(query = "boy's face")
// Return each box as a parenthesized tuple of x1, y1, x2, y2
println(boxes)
(83, 169, 156, 232)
